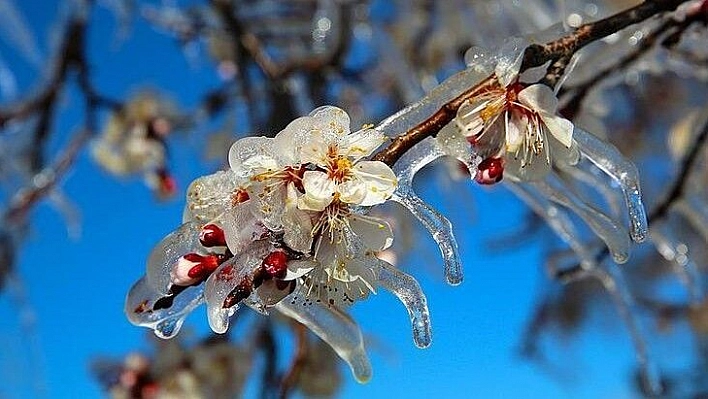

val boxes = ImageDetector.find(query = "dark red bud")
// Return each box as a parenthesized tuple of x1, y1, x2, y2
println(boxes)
(183, 253, 221, 279)
(475, 157, 504, 185)
(200, 224, 227, 247)
(262, 251, 288, 279)
(223, 279, 253, 308)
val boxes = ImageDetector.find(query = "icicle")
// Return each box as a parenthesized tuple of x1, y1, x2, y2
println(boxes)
(674, 194, 708, 243)
(373, 259, 432, 348)
(556, 160, 624, 219)
(650, 220, 703, 303)
(573, 127, 648, 243)
(146, 222, 202, 295)
(125, 277, 204, 339)
(275, 296, 372, 383)
(505, 181, 597, 270)
(589, 265, 663, 397)
(530, 172, 631, 264)
(390, 138, 464, 285)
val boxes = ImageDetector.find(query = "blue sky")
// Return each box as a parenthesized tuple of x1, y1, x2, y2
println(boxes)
(0, 1, 643, 398)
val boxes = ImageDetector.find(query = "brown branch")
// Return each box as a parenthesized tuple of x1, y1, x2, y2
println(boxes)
(520, 0, 691, 72)
(279, 321, 308, 399)
(371, 75, 497, 166)
(4, 128, 92, 224)
(649, 111, 708, 222)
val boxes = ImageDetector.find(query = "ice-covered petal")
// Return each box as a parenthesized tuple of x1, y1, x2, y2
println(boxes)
(349, 214, 394, 251)
(339, 128, 386, 162)
(309, 105, 351, 136)
(348, 161, 398, 207)
(455, 98, 490, 138)
(282, 183, 315, 253)
(183, 170, 240, 224)
(283, 259, 316, 281)
(540, 112, 573, 149)
(494, 37, 526, 86)
(146, 222, 202, 295)
(299, 171, 336, 211)
(573, 127, 648, 243)
(221, 204, 268, 256)
(228, 136, 278, 178)
(275, 293, 373, 383)
(517, 84, 560, 115)
(125, 276, 204, 339)
(372, 259, 431, 348)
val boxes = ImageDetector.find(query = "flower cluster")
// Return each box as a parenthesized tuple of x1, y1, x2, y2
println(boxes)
(126, 106, 431, 382)
(437, 43, 577, 184)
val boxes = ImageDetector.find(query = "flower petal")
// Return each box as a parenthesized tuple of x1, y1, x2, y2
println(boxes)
(228, 136, 277, 178)
(348, 161, 398, 206)
(282, 183, 315, 253)
(339, 128, 386, 162)
(282, 259, 316, 280)
(540, 111, 574, 148)
(517, 84, 559, 114)
(349, 214, 394, 251)
(309, 105, 351, 136)
(299, 171, 336, 211)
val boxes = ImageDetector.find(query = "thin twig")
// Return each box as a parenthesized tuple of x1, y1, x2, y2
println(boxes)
(279, 322, 308, 399)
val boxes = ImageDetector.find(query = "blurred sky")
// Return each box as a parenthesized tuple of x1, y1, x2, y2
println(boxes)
(0, 1, 642, 398)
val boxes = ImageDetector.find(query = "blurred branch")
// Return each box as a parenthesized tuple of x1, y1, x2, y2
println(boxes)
(279, 321, 308, 399)
(521, 0, 691, 73)
(560, 8, 708, 118)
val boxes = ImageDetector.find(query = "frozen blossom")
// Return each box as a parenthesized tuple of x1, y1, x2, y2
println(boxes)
(126, 106, 431, 383)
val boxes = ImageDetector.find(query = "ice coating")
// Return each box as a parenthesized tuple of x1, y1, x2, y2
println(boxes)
(505, 182, 597, 269)
(275, 295, 372, 383)
(183, 170, 240, 224)
(650, 220, 703, 303)
(374, 68, 489, 138)
(574, 127, 649, 243)
(204, 244, 267, 334)
(145, 222, 202, 295)
(373, 259, 432, 348)
(125, 277, 204, 339)
(556, 160, 624, 219)
(530, 174, 631, 264)
(390, 138, 463, 285)
(590, 265, 663, 397)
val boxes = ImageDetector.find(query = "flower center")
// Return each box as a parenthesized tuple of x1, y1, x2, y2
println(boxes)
(328, 156, 353, 183)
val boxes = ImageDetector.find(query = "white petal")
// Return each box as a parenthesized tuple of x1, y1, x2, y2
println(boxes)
(517, 84, 559, 114)
(349, 161, 398, 206)
(505, 111, 525, 152)
(540, 112, 574, 148)
(298, 130, 334, 166)
(349, 214, 394, 251)
(282, 259, 316, 280)
(282, 183, 315, 253)
(298, 171, 335, 211)
(455, 99, 489, 138)
(339, 128, 386, 162)
(338, 179, 367, 205)
(310, 105, 351, 136)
